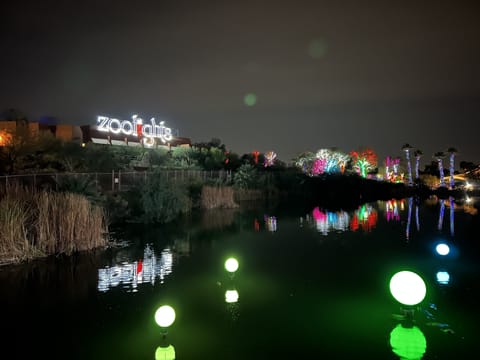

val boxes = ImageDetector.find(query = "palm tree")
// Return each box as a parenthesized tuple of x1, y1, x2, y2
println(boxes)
(434, 151, 446, 187)
(447, 147, 458, 189)
(402, 144, 414, 186)
(414, 149, 423, 181)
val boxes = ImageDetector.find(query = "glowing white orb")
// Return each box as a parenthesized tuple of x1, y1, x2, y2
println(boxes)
(389, 271, 427, 306)
(436, 243, 450, 256)
(225, 258, 239, 273)
(154, 305, 176, 328)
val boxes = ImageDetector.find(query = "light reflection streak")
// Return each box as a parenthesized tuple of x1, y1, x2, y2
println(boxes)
(449, 196, 455, 236)
(438, 200, 445, 231)
(386, 199, 401, 222)
(98, 244, 174, 293)
(406, 197, 413, 241)
(312, 207, 349, 235)
(416, 203, 420, 231)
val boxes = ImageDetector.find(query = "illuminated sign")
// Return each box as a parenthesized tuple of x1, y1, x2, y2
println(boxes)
(97, 114, 173, 147)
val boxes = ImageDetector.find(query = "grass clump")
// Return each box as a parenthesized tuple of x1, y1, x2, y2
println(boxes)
(0, 184, 108, 265)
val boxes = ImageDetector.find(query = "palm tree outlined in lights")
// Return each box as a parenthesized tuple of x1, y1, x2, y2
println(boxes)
(414, 149, 423, 182)
(434, 151, 446, 188)
(447, 147, 458, 189)
(402, 143, 414, 186)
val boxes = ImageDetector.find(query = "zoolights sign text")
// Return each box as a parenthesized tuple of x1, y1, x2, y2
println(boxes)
(97, 115, 173, 146)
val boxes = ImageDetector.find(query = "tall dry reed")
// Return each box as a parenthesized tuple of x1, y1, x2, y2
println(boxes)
(233, 188, 264, 201)
(200, 186, 239, 209)
(0, 184, 108, 265)
(0, 196, 32, 263)
(36, 192, 107, 255)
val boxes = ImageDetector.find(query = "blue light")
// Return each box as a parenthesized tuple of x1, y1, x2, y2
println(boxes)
(435, 243, 450, 256)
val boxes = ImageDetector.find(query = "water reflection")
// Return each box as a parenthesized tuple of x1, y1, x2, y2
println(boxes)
(97, 244, 173, 292)
(386, 199, 402, 222)
(155, 339, 176, 360)
(415, 201, 420, 232)
(225, 286, 240, 322)
(406, 197, 413, 241)
(438, 200, 445, 231)
(436, 271, 450, 286)
(299, 195, 476, 240)
(449, 197, 455, 236)
(311, 207, 349, 235)
(264, 215, 277, 232)
(308, 205, 377, 235)
(389, 323, 427, 360)
(349, 204, 377, 232)
(1, 195, 478, 359)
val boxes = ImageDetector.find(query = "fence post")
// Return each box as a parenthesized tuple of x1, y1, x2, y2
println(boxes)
(112, 170, 115, 192)
(118, 170, 121, 192)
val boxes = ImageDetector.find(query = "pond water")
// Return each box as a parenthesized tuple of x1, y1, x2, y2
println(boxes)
(1, 196, 480, 359)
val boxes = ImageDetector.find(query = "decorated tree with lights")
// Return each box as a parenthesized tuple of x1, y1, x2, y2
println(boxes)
(312, 149, 349, 175)
(349, 148, 377, 178)
(414, 149, 423, 181)
(385, 156, 393, 181)
(294, 151, 316, 176)
(447, 147, 458, 189)
(311, 158, 327, 175)
(402, 143, 414, 186)
(434, 151, 446, 187)
(264, 151, 277, 167)
(295, 149, 349, 176)
(393, 157, 401, 179)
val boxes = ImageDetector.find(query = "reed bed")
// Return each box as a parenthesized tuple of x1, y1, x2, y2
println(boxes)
(200, 185, 239, 209)
(0, 184, 108, 265)
(233, 188, 264, 201)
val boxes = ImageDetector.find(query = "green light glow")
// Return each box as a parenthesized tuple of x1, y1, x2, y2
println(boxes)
(244, 93, 257, 107)
(154, 305, 176, 328)
(390, 324, 427, 360)
(155, 344, 176, 360)
(225, 258, 239, 273)
(308, 39, 328, 59)
(389, 271, 426, 306)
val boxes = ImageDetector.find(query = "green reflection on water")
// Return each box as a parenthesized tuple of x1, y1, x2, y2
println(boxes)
(155, 344, 175, 360)
(390, 324, 427, 360)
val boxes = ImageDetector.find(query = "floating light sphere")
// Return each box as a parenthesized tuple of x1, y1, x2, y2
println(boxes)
(244, 93, 257, 107)
(225, 289, 239, 303)
(225, 258, 239, 273)
(154, 305, 176, 328)
(389, 271, 427, 306)
(436, 243, 450, 256)
(390, 324, 427, 360)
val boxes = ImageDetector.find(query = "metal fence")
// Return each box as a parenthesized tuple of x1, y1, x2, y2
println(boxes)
(0, 170, 233, 193)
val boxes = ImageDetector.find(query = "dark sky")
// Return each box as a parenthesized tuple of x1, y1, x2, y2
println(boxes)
(1, 0, 479, 165)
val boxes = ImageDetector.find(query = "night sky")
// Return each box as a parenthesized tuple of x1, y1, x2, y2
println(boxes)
(1, 0, 479, 165)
